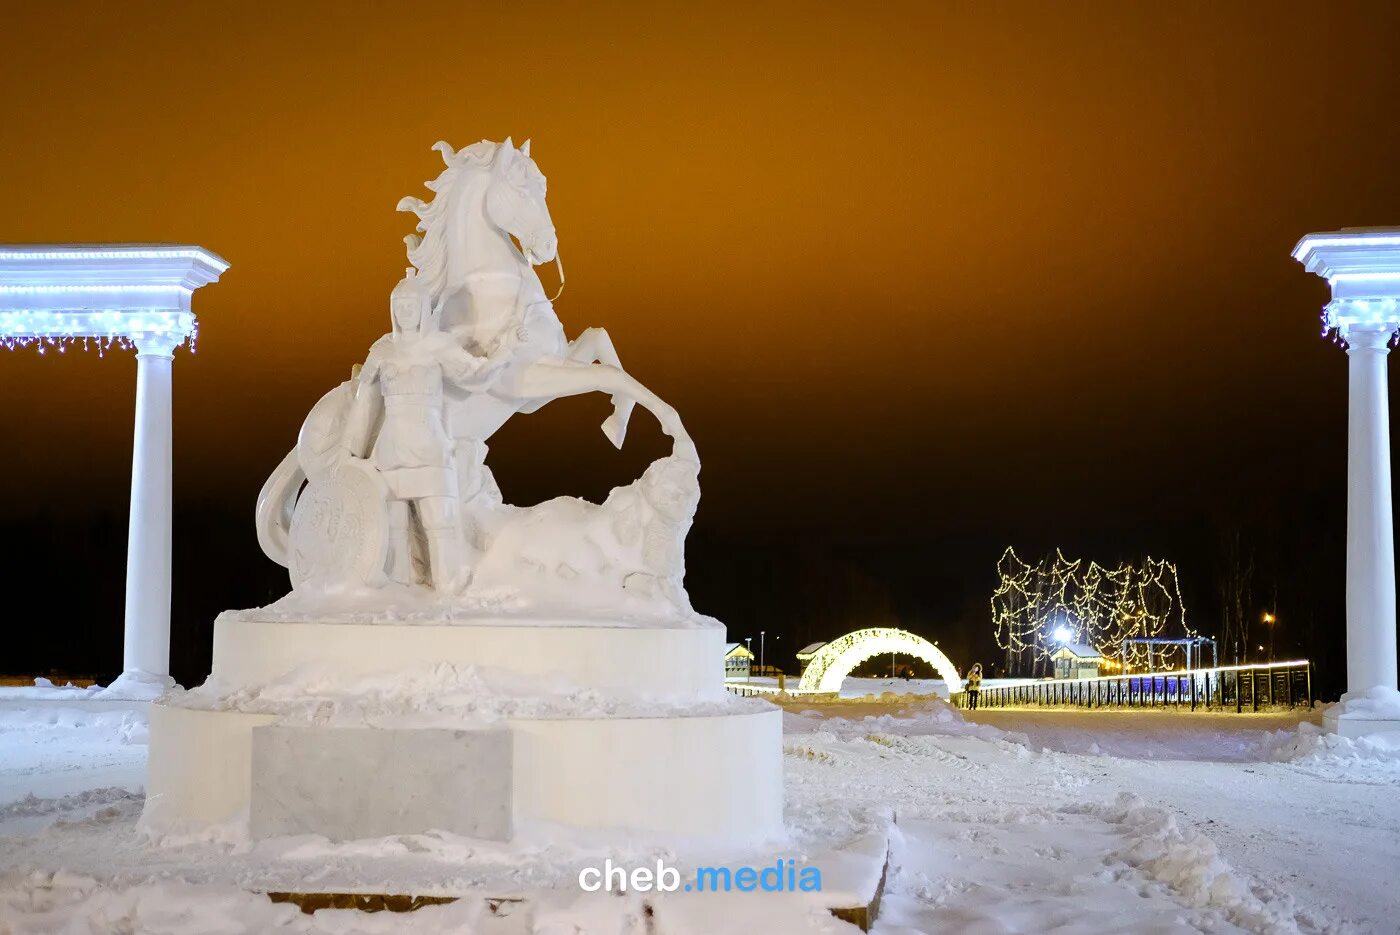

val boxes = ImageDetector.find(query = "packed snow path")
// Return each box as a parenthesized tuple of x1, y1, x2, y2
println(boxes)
(1, 687, 1398, 933)
(785, 699, 1400, 933)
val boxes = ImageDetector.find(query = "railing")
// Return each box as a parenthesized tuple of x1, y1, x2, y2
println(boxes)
(955, 660, 1312, 713)
(724, 672, 802, 697)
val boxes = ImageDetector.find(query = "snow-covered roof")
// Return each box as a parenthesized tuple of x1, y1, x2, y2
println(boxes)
(1053, 643, 1105, 659)
(724, 643, 754, 658)
(795, 641, 827, 657)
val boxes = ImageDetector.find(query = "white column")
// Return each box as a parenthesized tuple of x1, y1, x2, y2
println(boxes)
(111, 336, 178, 696)
(1344, 325, 1400, 696)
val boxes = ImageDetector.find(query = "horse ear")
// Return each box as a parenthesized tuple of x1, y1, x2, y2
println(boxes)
(494, 138, 514, 174)
(521, 139, 531, 157)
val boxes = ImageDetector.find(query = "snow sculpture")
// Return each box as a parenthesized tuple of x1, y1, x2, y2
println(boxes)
(143, 139, 781, 846)
(469, 453, 701, 614)
(256, 138, 699, 619)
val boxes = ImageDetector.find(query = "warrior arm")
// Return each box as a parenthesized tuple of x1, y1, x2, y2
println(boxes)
(439, 339, 495, 388)
(356, 336, 392, 384)
(341, 345, 386, 458)
(460, 301, 559, 377)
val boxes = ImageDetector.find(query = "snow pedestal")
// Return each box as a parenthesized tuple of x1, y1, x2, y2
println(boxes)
(141, 612, 783, 844)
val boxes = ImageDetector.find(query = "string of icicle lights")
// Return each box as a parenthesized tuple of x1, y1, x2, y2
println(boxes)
(1319, 297, 1400, 348)
(990, 547, 1193, 674)
(0, 313, 199, 357)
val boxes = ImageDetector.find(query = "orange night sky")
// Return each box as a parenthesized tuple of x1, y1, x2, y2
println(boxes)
(3, 2, 1400, 681)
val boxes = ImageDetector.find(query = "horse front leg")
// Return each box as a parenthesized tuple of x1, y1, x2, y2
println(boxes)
(566, 327, 636, 448)
(512, 358, 696, 461)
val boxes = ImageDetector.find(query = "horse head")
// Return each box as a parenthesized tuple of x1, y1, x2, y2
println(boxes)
(397, 139, 557, 306)
(486, 138, 558, 265)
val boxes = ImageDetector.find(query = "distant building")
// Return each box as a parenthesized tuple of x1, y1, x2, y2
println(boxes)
(1052, 643, 1106, 680)
(794, 641, 827, 676)
(724, 643, 754, 680)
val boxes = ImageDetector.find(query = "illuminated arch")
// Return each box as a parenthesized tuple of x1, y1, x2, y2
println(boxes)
(797, 627, 961, 693)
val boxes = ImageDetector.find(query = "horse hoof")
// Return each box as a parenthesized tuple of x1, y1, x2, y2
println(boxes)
(602, 414, 627, 449)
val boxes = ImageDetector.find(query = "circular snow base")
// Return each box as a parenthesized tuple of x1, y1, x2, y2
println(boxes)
(210, 612, 725, 699)
(144, 612, 783, 844)
(142, 702, 782, 843)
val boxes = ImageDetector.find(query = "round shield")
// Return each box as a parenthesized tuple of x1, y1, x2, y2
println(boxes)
(288, 458, 391, 590)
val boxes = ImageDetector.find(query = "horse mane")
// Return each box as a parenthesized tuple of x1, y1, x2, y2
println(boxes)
(395, 140, 501, 303)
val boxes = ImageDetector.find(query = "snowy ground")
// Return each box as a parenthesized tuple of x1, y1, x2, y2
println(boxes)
(838, 678, 951, 699)
(1, 686, 1399, 933)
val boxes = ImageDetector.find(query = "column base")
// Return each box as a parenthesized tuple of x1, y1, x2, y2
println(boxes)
(1323, 686, 1400, 738)
(98, 670, 176, 701)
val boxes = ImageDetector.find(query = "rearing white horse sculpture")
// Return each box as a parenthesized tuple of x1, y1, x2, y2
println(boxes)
(257, 139, 696, 581)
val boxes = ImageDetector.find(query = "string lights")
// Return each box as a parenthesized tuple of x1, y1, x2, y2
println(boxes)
(0, 248, 225, 264)
(990, 547, 1192, 675)
(1319, 297, 1400, 348)
(0, 244, 225, 357)
(0, 310, 198, 356)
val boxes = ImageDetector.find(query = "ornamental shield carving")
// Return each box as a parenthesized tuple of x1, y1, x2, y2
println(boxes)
(289, 459, 391, 590)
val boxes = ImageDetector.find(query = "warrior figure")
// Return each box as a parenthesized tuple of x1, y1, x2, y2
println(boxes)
(341, 270, 494, 591)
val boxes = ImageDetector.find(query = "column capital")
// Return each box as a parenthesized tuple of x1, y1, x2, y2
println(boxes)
(1344, 324, 1397, 354)
(132, 334, 181, 357)
(1295, 229, 1400, 344)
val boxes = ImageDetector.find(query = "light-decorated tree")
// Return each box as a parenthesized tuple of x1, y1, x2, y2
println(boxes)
(991, 547, 1192, 676)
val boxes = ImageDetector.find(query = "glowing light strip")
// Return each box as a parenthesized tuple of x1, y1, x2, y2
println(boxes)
(0, 284, 193, 295)
(973, 659, 1310, 689)
(723, 682, 828, 696)
(1, 335, 132, 356)
(1327, 295, 1394, 310)
(0, 248, 229, 270)
(0, 309, 198, 356)
(0, 310, 190, 331)
(1328, 272, 1400, 284)
(1319, 298, 1400, 346)
(1294, 234, 1400, 259)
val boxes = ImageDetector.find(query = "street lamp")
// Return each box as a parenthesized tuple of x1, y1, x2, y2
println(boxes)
(760, 630, 765, 677)
(744, 637, 752, 681)
(1263, 612, 1276, 663)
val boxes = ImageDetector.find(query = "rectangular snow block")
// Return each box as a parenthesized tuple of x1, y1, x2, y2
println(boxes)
(249, 725, 512, 841)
